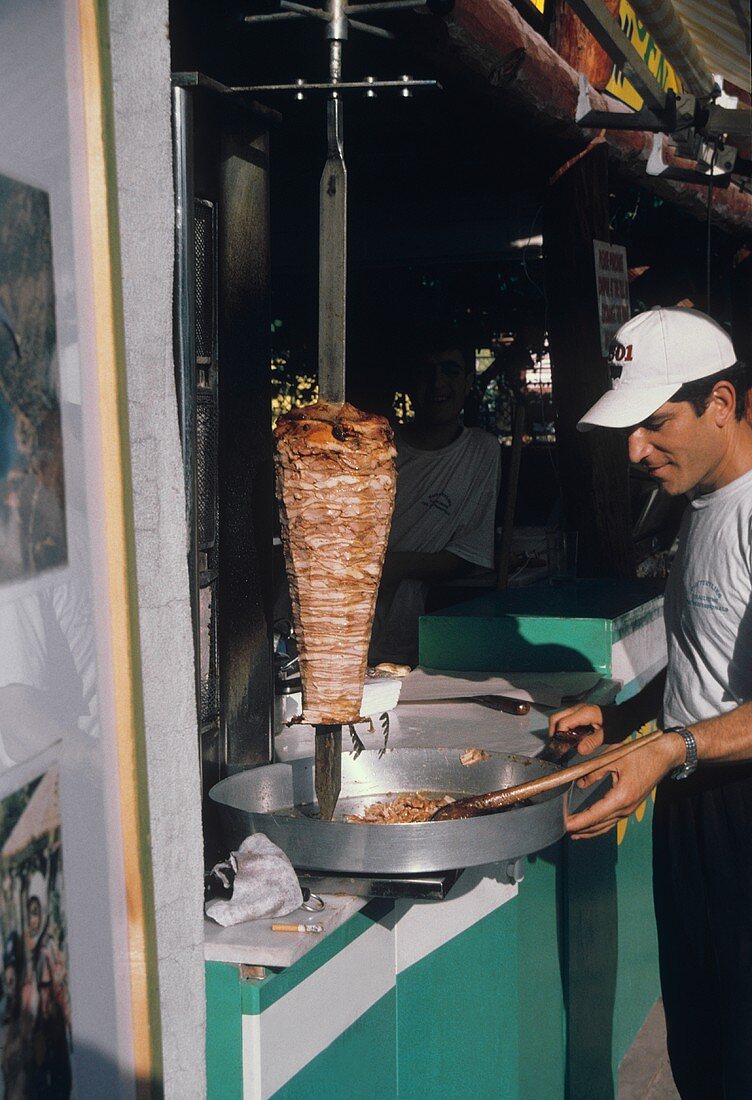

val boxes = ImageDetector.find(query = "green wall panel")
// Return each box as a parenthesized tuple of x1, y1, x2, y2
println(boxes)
(206, 962, 243, 1100)
(612, 802, 660, 1070)
(396, 903, 519, 1098)
(241, 901, 393, 1015)
(418, 580, 664, 674)
(565, 804, 659, 1100)
(566, 831, 621, 1100)
(270, 988, 397, 1100)
(420, 608, 608, 674)
(517, 849, 567, 1100)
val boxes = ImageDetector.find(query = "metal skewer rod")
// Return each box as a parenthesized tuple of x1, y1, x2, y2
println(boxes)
(315, 0, 348, 822)
(281, 0, 331, 16)
(225, 79, 439, 93)
(317, 0, 347, 405)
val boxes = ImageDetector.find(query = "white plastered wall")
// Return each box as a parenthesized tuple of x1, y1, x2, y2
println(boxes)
(107, 2, 207, 1096)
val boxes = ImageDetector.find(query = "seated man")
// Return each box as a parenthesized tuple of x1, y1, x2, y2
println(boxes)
(369, 323, 501, 667)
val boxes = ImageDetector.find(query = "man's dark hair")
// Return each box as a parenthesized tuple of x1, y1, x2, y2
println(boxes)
(404, 318, 475, 376)
(670, 360, 752, 420)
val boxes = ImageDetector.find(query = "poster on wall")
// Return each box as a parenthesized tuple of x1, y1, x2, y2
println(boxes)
(0, 766, 72, 1098)
(593, 240, 630, 357)
(0, 175, 66, 584)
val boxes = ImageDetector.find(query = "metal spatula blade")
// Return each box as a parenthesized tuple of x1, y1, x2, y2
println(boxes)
(315, 724, 343, 821)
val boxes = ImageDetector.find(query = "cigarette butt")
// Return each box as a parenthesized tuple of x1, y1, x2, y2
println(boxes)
(271, 923, 324, 934)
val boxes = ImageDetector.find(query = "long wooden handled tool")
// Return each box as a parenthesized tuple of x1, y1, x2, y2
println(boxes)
(431, 729, 666, 820)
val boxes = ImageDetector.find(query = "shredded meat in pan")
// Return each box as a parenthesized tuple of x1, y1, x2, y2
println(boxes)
(347, 791, 456, 824)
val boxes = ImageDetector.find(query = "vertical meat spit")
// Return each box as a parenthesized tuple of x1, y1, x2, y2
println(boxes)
(249, 0, 444, 819)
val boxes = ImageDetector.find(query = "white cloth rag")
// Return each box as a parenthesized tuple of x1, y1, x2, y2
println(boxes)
(205, 833, 303, 928)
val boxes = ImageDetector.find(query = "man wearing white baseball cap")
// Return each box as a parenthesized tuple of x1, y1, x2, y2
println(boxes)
(549, 307, 752, 1098)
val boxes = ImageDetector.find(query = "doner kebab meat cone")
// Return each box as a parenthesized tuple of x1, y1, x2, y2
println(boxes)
(274, 401, 397, 725)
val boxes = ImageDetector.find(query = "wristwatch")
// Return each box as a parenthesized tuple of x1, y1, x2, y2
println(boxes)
(664, 726, 698, 780)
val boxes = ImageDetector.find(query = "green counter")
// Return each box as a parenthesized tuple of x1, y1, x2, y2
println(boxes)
(206, 581, 666, 1098)
(419, 579, 665, 680)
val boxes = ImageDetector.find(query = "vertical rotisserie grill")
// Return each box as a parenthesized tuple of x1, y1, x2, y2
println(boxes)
(274, 401, 397, 817)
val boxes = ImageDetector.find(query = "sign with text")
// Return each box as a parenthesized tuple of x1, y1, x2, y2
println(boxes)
(593, 241, 630, 356)
(605, 0, 682, 110)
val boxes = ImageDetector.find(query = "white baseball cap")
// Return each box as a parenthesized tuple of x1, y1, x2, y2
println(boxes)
(577, 307, 737, 432)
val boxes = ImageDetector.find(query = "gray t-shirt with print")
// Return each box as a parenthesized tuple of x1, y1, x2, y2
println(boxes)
(663, 467, 752, 727)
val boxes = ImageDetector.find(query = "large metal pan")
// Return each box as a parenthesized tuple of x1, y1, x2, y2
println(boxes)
(209, 747, 569, 874)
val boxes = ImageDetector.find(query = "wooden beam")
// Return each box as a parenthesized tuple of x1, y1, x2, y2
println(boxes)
(78, 0, 164, 1093)
(561, 0, 669, 110)
(421, 0, 752, 235)
(543, 143, 636, 578)
(550, 0, 620, 90)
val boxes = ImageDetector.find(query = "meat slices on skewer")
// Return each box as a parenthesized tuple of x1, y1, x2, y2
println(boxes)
(274, 401, 397, 725)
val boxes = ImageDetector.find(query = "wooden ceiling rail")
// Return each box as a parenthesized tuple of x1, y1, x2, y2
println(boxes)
(550, 0, 621, 90)
(430, 0, 752, 234)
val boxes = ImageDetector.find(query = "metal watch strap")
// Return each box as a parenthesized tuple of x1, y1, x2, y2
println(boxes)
(665, 726, 698, 780)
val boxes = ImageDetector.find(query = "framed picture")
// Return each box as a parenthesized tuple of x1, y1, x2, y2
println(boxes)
(0, 175, 67, 585)
(0, 766, 72, 1098)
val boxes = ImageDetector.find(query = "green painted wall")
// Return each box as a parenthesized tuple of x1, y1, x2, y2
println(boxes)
(517, 848, 567, 1100)
(612, 802, 660, 1071)
(270, 988, 397, 1100)
(240, 902, 392, 1016)
(205, 962, 243, 1100)
(565, 803, 659, 1100)
(418, 580, 664, 673)
(206, 832, 659, 1100)
(395, 902, 520, 1098)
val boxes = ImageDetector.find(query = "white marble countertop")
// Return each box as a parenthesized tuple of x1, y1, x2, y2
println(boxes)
(204, 893, 367, 968)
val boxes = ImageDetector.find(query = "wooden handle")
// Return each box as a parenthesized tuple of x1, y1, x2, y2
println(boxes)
(433, 730, 666, 820)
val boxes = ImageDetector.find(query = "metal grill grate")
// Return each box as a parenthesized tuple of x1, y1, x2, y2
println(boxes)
(196, 389, 218, 551)
(199, 578, 219, 727)
(194, 199, 214, 365)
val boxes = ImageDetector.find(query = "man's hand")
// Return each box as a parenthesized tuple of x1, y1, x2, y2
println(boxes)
(548, 703, 606, 755)
(566, 734, 685, 839)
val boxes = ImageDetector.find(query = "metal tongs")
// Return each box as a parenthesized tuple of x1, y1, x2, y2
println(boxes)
(431, 729, 665, 820)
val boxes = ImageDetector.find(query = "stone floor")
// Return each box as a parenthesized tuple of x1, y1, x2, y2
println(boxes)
(617, 1000, 680, 1099)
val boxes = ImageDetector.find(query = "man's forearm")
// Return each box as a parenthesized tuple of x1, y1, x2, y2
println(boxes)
(688, 701, 752, 764)
(382, 549, 475, 587)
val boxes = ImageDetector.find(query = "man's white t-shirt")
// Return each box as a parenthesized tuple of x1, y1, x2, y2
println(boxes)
(369, 426, 501, 666)
(663, 467, 752, 727)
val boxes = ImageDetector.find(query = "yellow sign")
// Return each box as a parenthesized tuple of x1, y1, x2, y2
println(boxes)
(605, 0, 683, 110)
(529, 0, 546, 11)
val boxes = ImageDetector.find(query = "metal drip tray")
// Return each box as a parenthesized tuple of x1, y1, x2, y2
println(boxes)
(297, 868, 464, 900)
(209, 747, 568, 875)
